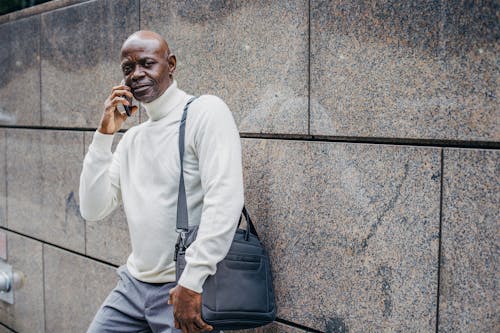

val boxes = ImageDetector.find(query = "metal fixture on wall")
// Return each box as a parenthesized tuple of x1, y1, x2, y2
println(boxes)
(0, 231, 25, 305)
(0, 260, 24, 304)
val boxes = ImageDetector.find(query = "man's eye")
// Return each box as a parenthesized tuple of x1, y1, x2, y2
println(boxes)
(144, 61, 155, 68)
(122, 66, 132, 74)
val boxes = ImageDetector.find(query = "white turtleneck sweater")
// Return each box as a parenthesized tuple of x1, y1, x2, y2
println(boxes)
(79, 81, 244, 293)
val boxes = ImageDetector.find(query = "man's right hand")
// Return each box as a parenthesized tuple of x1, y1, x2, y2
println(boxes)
(98, 84, 138, 135)
(168, 285, 213, 333)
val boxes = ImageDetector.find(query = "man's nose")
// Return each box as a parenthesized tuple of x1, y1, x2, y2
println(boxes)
(131, 65, 146, 80)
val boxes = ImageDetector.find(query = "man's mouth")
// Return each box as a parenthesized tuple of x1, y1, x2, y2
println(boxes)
(132, 83, 152, 93)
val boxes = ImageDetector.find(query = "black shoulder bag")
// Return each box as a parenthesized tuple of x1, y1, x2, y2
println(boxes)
(174, 97, 276, 330)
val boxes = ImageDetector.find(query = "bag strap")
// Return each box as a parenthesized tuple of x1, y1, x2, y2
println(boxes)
(176, 97, 198, 232)
(176, 97, 259, 239)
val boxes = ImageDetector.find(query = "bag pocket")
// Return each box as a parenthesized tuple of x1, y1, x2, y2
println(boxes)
(203, 254, 270, 313)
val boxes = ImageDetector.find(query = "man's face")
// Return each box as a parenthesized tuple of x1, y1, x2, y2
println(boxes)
(120, 37, 174, 103)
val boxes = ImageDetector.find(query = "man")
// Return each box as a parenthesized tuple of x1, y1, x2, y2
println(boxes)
(80, 30, 244, 333)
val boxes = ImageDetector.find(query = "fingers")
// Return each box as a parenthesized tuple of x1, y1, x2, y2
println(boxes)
(194, 317, 213, 332)
(113, 107, 128, 121)
(104, 85, 133, 112)
(180, 323, 189, 333)
(110, 88, 134, 100)
(106, 88, 138, 117)
(129, 105, 139, 116)
(105, 96, 130, 114)
(112, 96, 130, 106)
(179, 322, 205, 333)
(176, 316, 212, 333)
(111, 84, 130, 92)
(173, 312, 209, 333)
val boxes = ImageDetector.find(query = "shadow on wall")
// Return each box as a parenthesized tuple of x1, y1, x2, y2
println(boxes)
(0, 0, 52, 16)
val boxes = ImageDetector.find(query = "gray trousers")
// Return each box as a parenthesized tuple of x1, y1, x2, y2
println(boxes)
(87, 265, 182, 333)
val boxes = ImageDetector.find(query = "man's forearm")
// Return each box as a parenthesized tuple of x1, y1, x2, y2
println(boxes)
(79, 131, 121, 221)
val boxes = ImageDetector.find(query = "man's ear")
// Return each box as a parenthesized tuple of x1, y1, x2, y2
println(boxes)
(167, 53, 176, 76)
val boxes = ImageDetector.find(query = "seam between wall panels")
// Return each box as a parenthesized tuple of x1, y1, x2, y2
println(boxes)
(39, 14, 42, 126)
(0, 126, 499, 150)
(435, 148, 445, 332)
(0, 321, 19, 333)
(435, 13, 447, 332)
(0, 226, 119, 268)
(42, 244, 47, 333)
(307, 0, 311, 135)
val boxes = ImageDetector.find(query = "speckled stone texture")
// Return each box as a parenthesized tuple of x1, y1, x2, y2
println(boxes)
(41, 0, 140, 128)
(242, 139, 440, 332)
(84, 131, 131, 265)
(0, 130, 5, 227)
(310, 0, 499, 141)
(44, 244, 117, 332)
(439, 149, 499, 332)
(439, 1, 499, 141)
(229, 322, 309, 333)
(0, 16, 40, 126)
(229, 322, 310, 333)
(141, 0, 309, 134)
(6, 129, 85, 252)
(0, 232, 44, 332)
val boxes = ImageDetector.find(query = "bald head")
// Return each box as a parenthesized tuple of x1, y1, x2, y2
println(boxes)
(120, 30, 176, 103)
(121, 30, 171, 58)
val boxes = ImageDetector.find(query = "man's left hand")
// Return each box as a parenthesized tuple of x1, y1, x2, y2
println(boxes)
(168, 285, 213, 333)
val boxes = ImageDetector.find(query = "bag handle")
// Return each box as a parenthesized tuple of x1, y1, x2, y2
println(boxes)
(176, 97, 259, 240)
(238, 206, 259, 240)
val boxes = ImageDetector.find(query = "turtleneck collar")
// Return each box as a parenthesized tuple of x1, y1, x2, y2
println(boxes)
(142, 80, 184, 121)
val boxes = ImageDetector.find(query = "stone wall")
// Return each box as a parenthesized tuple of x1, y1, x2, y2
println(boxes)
(0, 1, 497, 332)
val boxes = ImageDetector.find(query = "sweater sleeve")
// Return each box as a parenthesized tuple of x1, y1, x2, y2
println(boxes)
(79, 131, 122, 221)
(178, 96, 244, 293)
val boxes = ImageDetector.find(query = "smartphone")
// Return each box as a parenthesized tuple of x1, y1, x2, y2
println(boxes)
(117, 80, 139, 116)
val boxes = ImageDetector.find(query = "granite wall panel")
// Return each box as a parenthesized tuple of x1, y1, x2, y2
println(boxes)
(141, 0, 309, 134)
(230, 322, 311, 333)
(0, 325, 14, 333)
(0, 1, 497, 332)
(241, 139, 441, 332)
(6, 129, 85, 252)
(310, 0, 499, 141)
(0, 130, 5, 227)
(439, 1, 499, 141)
(0, 15, 40, 126)
(0, 232, 44, 333)
(41, 0, 141, 128)
(439, 149, 499, 332)
(44, 244, 117, 332)
(84, 131, 131, 265)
